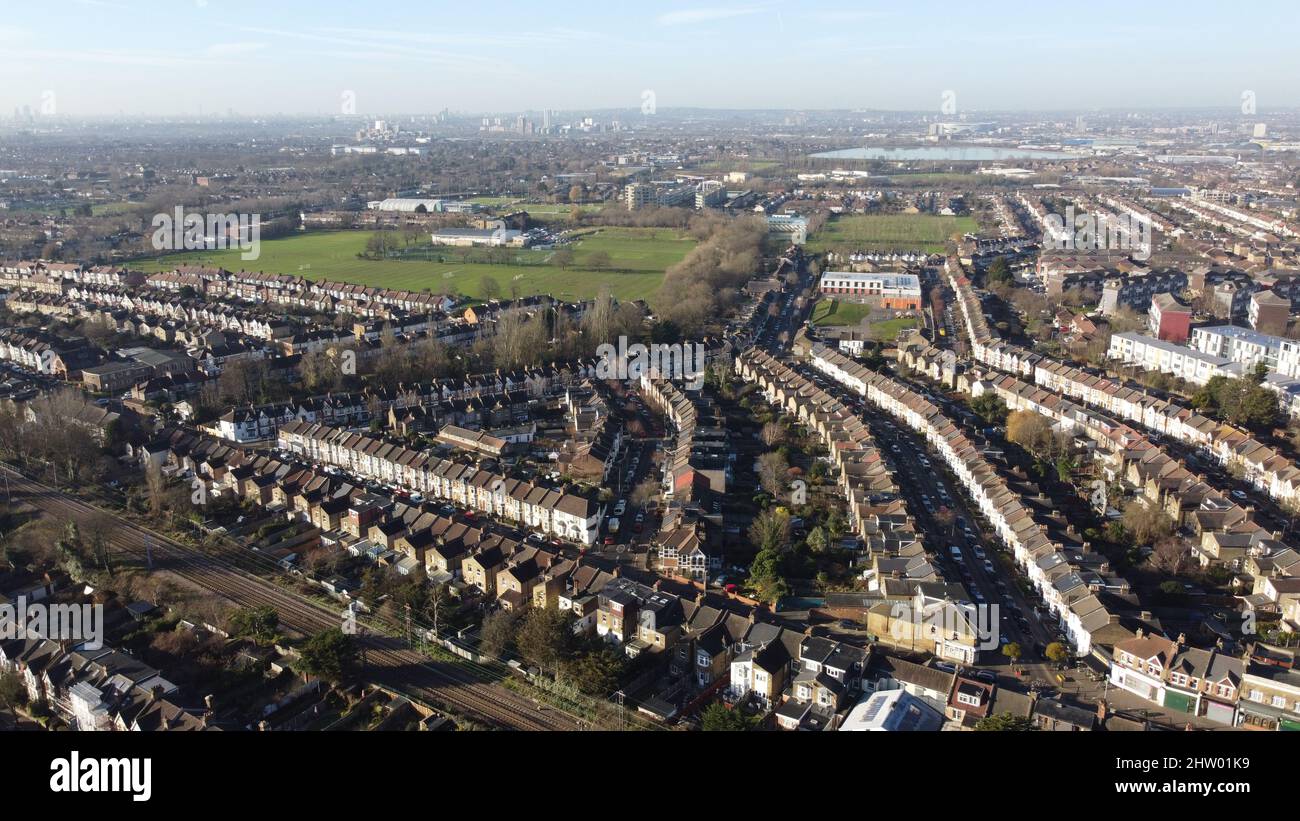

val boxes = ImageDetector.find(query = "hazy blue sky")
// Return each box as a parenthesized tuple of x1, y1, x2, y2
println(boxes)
(2, 0, 1297, 117)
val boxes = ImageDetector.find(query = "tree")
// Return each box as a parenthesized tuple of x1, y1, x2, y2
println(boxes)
(0, 669, 27, 722)
(1121, 499, 1175, 547)
(757, 451, 790, 499)
(1193, 374, 1281, 431)
(760, 422, 787, 447)
(553, 247, 576, 269)
(1002, 642, 1022, 666)
(564, 646, 626, 695)
(630, 478, 659, 509)
(1044, 642, 1070, 665)
(480, 610, 519, 659)
(517, 607, 576, 676)
(586, 250, 613, 271)
(748, 548, 790, 604)
(1150, 535, 1191, 574)
(298, 628, 360, 684)
(228, 606, 280, 646)
(748, 507, 791, 554)
(970, 393, 1009, 427)
(974, 712, 1035, 731)
(145, 462, 167, 520)
(701, 702, 759, 731)
(479, 275, 501, 301)
(986, 256, 1013, 286)
(805, 526, 828, 554)
(1006, 410, 1062, 460)
(1158, 580, 1184, 599)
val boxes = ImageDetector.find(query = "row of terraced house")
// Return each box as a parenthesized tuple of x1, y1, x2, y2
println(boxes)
(944, 259, 1300, 512)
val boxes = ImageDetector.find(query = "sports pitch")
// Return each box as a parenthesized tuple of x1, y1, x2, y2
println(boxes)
(134, 227, 696, 304)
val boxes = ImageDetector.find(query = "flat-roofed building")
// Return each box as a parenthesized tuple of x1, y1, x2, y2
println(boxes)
(1107, 332, 1237, 386)
(817, 272, 922, 310)
(1191, 325, 1300, 378)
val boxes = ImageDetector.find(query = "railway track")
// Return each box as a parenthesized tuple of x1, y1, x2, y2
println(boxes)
(2, 466, 586, 731)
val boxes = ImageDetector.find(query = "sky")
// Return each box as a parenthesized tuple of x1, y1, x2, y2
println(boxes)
(2, 0, 1298, 117)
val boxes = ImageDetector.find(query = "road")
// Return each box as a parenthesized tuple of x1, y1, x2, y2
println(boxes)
(2, 465, 587, 731)
(792, 361, 1062, 687)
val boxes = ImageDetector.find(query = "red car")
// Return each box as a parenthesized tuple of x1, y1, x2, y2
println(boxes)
(603, 536, 616, 546)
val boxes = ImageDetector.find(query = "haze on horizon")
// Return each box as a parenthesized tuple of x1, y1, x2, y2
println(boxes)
(2, 0, 1298, 118)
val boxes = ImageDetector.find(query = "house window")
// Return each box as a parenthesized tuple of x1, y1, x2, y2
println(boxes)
(1273, 695, 1287, 709)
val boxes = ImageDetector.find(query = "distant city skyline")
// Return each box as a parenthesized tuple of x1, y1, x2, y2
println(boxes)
(2, 0, 1298, 117)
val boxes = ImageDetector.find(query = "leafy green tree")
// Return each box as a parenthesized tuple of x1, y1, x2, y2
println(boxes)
(299, 628, 360, 684)
(228, 606, 280, 646)
(970, 393, 1009, 427)
(974, 712, 1035, 731)
(1193, 375, 1281, 431)
(564, 646, 627, 695)
(701, 702, 760, 731)
(748, 549, 790, 604)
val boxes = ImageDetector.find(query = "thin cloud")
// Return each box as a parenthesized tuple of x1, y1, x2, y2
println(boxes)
(4, 47, 227, 68)
(811, 10, 891, 23)
(316, 26, 601, 48)
(222, 24, 510, 71)
(657, 8, 757, 26)
(206, 42, 268, 56)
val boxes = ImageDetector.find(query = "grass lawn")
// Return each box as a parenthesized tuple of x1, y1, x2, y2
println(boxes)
(871, 315, 920, 339)
(807, 213, 977, 255)
(132, 227, 695, 305)
(810, 299, 873, 327)
(810, 299, 919, 339)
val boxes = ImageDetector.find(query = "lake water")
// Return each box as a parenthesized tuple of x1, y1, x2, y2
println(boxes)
(810, 145, 1088, 162)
